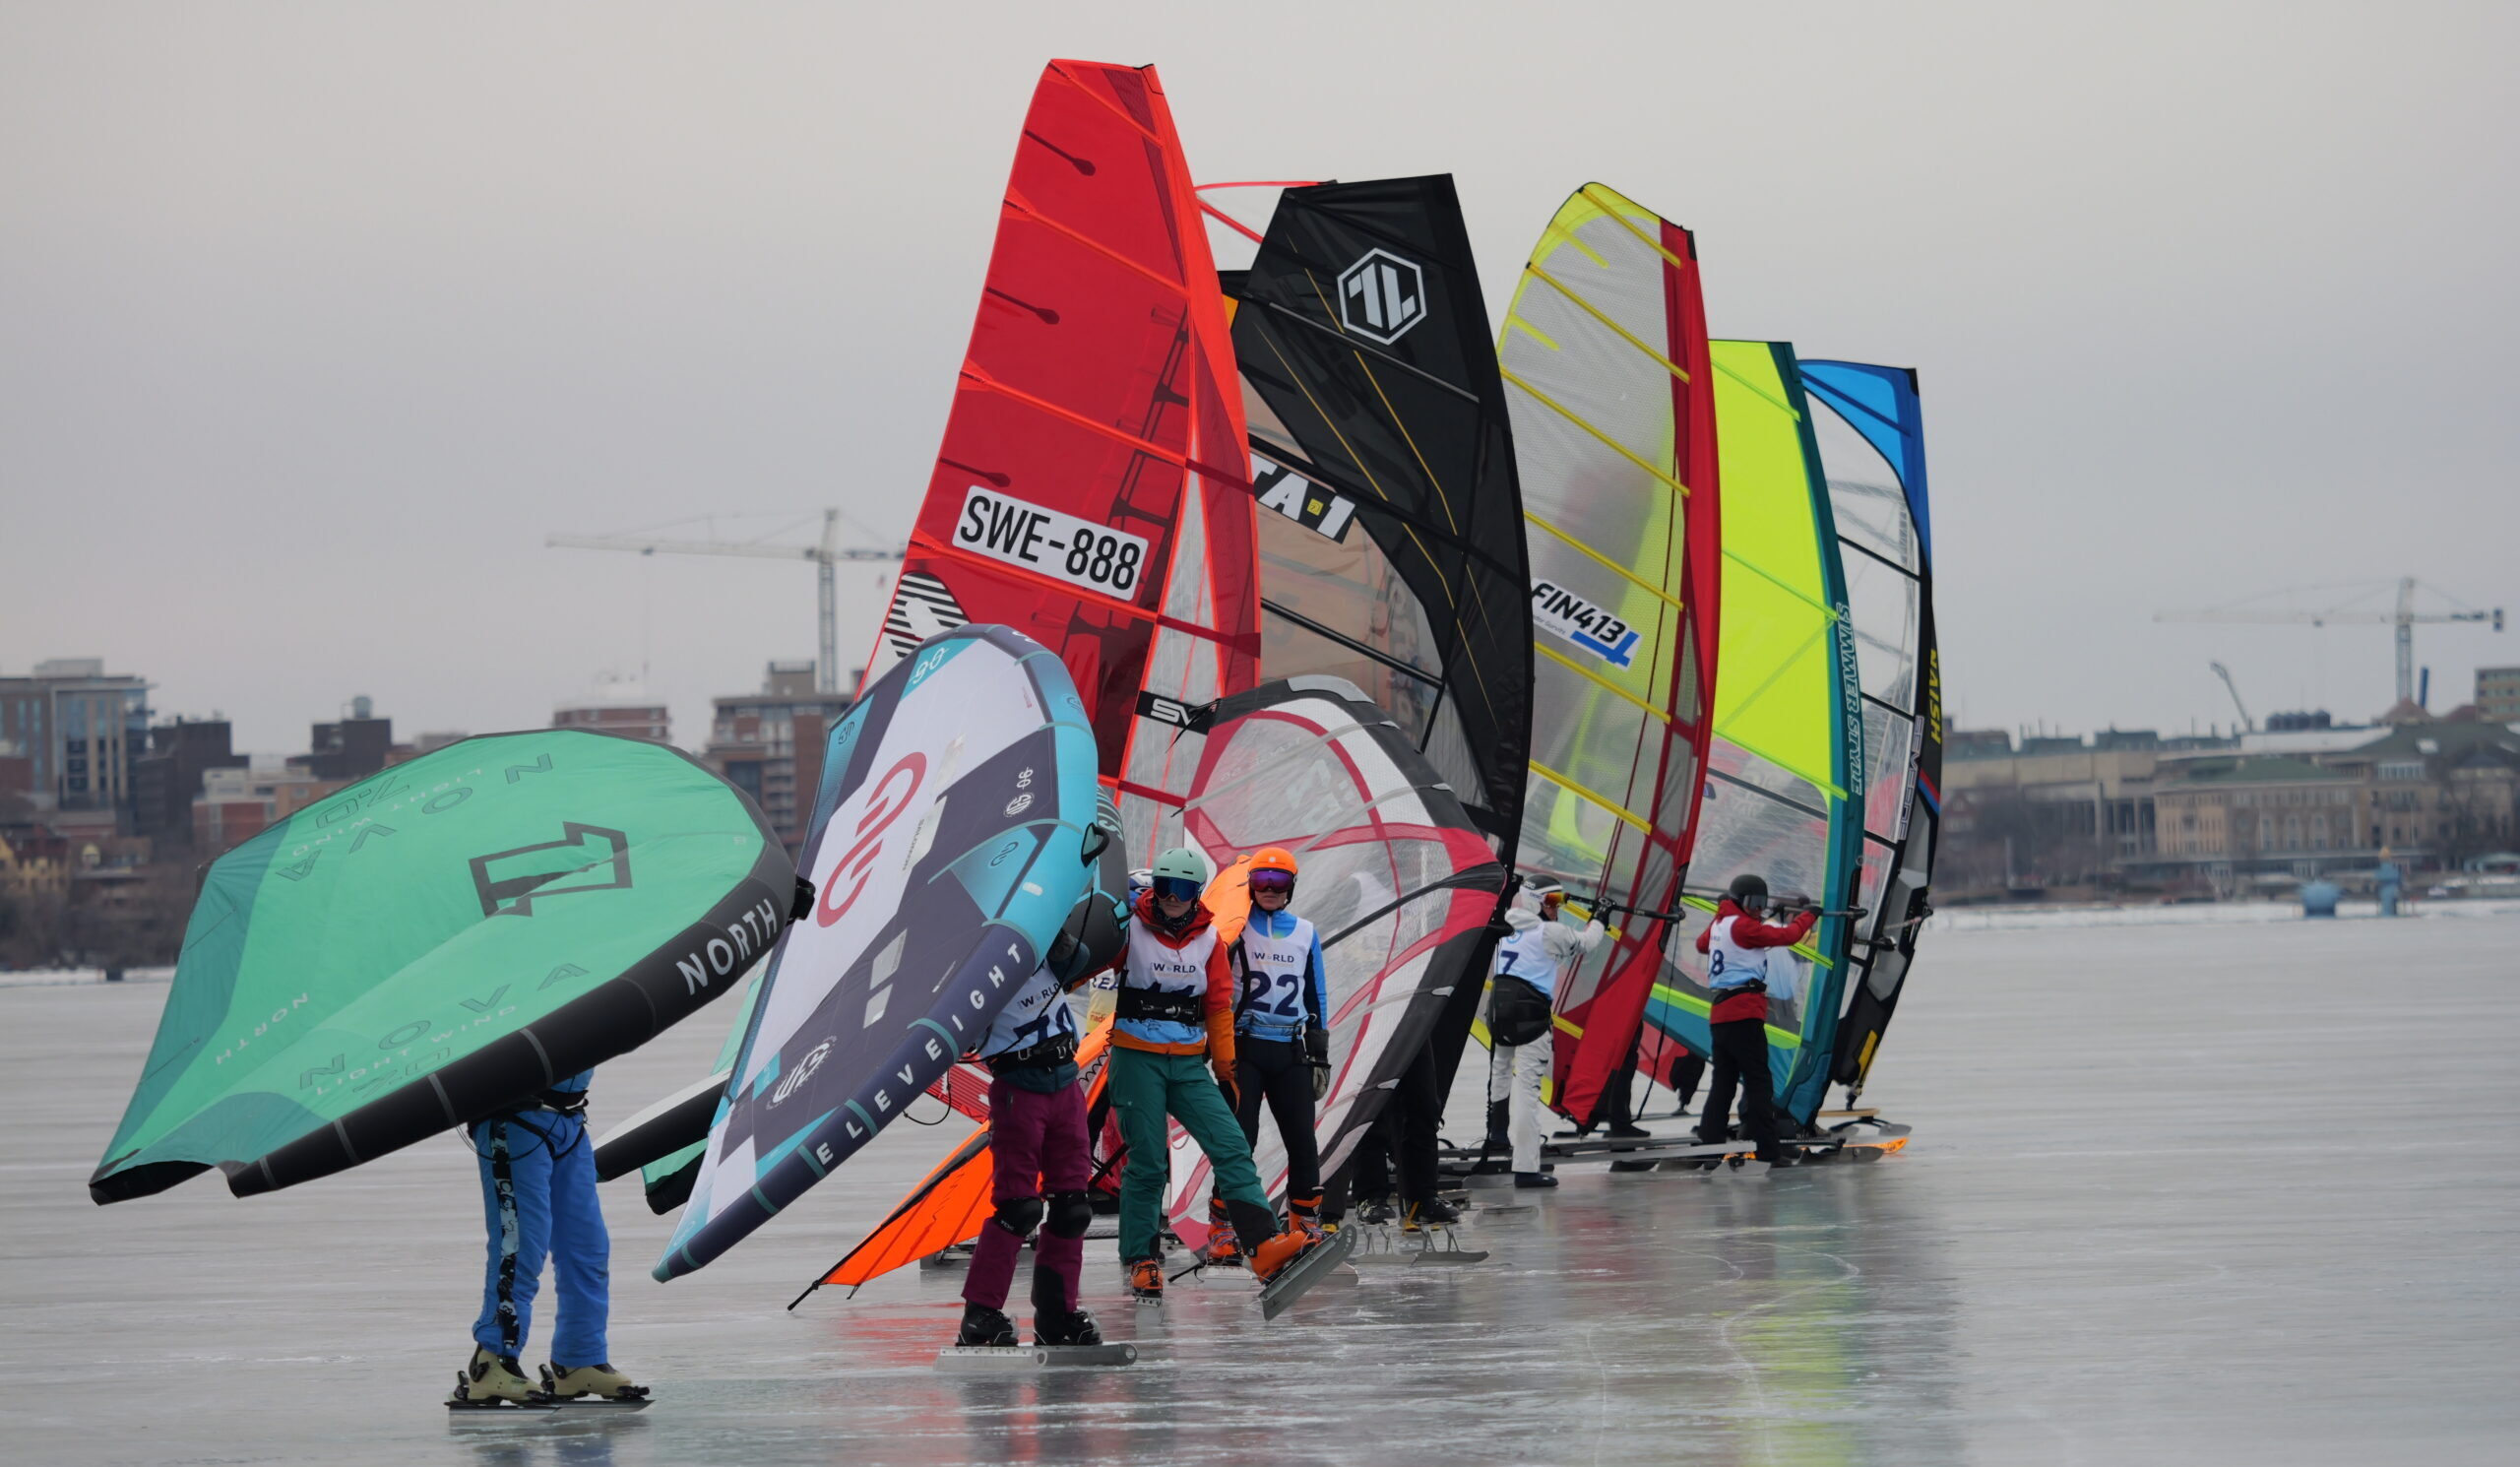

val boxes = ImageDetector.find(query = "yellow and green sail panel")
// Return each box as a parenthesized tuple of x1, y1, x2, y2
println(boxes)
(1495, 183, 1721, 1125)
(1637, 340, 1863, 1128)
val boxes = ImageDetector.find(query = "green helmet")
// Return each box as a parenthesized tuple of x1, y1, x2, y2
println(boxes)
(1151, 847, 1208, 887)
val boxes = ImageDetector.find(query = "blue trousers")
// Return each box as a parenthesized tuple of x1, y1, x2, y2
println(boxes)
(470, 1112, 609, 1367)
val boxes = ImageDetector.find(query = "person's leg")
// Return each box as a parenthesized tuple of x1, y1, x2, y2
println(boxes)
(1106, 1050, 1173, 1264)
(1031, 1078, 1095, 1319)
(1696, 1038, 1740, 1144)
(471, 1117, 555, 1363)
(1508, 1041, 1547, 1174)
(1670, 1051, 1707, 1112)
(1484, 1040, 1512, 1148)
(967, 1074, 1048, 1312)
(1165, 1057, 1278, 1247)
(1204, 1046, 1271, 1250)
(1261, 1042, 1321, 1201)
(543, 1116, 611, 1369)
(1731, 1023, 1783, 1161)
(1390, 1041, 1440, 1204)
(1350, 1121, 1391, 1205)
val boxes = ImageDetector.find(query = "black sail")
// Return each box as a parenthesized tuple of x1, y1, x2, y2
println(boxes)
(1228, 176, 1533, 857)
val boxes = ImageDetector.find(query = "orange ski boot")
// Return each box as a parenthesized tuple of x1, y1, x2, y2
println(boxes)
(1248, 1227, 1322, 1286)
(1288, 1191, 1326, 1242)
(1198, 1197, 1243, 1268)
(1126, 1256, 1166, 1304)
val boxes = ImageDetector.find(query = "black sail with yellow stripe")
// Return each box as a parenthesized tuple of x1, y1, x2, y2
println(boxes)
(1225, 176, 1532, 852)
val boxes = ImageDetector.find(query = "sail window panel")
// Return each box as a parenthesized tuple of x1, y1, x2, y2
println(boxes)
(1187, 716, 1373, 850)
(1255, 504, 1446, 685)
(1527, 655, 1656, 822)
(1521, 208, 1683, 388)
(1810, 407, 1918, 573)
(1260, 611, 1443, 742)
(1502, 290, 1681, 492)
(1418, 695, 1487, 815)
(1843, 552, 1921, 719)
(1862, 703, 1917, 849)
(1517, 772, 1635, 889)
(1692, 741, 1831, 912)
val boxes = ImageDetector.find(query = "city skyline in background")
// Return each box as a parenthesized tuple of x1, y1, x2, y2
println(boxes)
(5, 4, 2516, 756)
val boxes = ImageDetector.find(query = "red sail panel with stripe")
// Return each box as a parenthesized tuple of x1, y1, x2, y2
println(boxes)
(866, 59, 1257, 859)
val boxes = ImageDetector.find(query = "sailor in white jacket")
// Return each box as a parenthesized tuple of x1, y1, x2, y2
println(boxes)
(1485, 879, 1606, 1188)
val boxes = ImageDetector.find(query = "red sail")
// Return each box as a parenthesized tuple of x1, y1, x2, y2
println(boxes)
(867, 59, 1256, 859)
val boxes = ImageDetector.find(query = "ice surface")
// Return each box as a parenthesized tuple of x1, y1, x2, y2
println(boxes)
(6, 913, 2516, 1465)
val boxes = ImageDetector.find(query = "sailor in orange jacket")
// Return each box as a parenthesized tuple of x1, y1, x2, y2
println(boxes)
(1103, 846, 1313, 1302)
(1692, 873, 1817, 1165)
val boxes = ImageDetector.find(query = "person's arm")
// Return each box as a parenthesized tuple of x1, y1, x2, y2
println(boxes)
(1695, 919, 1715, 955)
(1731, 908, 1817, 949)
(1203, 938, 1238, 1090)
(1303, 929, 1330, 1033)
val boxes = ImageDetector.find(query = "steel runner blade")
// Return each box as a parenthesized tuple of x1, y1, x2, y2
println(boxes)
(1257, 1226, 1358, 1320)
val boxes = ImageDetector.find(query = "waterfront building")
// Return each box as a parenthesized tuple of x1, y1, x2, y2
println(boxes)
(0, 659, 152, 821)
(703, 661, 855, 854)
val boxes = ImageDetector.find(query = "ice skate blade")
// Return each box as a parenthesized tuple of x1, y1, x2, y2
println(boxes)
(935, 1343, 1137, 1372)
(1256, 1225, 1358, 1320)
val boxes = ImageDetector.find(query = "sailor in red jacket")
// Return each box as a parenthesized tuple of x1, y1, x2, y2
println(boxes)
(1692, 873, 1817, 1165)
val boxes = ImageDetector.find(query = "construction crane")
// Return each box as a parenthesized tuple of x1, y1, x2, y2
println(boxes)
(2209, 661, 2253, 733)
(2158, 577, 2504, 710)
(548, 510, 904, 694)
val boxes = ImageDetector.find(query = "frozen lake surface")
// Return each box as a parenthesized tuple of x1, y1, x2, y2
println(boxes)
(5, 913, 2515, 1465)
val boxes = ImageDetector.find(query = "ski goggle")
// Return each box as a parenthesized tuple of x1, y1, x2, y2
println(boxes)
(1247, 870, 1296, 896)
(1152, 876, 1203, 903)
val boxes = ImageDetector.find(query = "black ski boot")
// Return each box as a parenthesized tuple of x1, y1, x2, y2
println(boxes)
(1029, 1249, 1099, 1345)
(957, 1303, 1019, 1347)
(1402, 1196, 1462, 1231)
(1356, 1194, 1397, 1226)
(1035, 1308, 1104, 1347)
(1483, 1099, 1511, 1152)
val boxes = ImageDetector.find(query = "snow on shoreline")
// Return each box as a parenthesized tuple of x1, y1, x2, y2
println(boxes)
(0, 967, 175, 989)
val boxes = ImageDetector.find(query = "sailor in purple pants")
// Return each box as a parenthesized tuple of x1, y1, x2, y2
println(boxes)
(956, 962, 1103, 1348)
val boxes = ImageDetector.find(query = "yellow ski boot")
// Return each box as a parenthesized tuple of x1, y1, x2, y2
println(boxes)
(451, 1346, 536, 1406)
(540, 1362, 649, 1401)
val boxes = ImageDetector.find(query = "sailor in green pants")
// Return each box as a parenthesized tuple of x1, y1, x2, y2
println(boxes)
(1104, 848, 1310, 1302)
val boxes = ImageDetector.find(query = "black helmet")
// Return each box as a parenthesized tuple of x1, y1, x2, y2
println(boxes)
(1727, 873, 1770, 909)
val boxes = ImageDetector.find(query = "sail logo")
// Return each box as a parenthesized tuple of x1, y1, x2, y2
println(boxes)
(771, 1040, 831, 1108)
(1135, 690, 1212, 731)
(954, 485, 1147, 597)
(1337, 249, 1426, 345)
(818, 753, 927, 926)
(1252, 453, 1357, 542)
(1531, 582, 1640, 669)
(881, 570, 968, 669)
(468, 823, 632, 918)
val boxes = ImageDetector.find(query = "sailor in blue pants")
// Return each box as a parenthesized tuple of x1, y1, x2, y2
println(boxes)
(456, 1070, 645, 1404)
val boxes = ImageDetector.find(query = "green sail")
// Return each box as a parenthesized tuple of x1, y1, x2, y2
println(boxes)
(91, 730, 793, 1204)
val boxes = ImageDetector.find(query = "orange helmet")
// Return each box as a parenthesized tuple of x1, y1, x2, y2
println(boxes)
(1248, 847, 1299, 876)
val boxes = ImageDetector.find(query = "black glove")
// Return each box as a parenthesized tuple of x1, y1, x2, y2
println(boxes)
(1305, 1026, 1331, 1100)
(789, 875, 818, 925)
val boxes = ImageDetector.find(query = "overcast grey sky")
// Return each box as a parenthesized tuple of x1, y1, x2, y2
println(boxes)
(5, 2, 2514, 757)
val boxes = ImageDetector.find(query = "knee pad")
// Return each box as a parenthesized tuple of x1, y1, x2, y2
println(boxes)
(1043, 1190, 1093, 1241)
(991, 1194, 1045, 1240)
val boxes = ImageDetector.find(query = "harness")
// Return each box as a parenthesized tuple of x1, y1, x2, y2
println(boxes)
(986, 1033, 1079, 1073)
(1115, 986, 1204, 1026)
